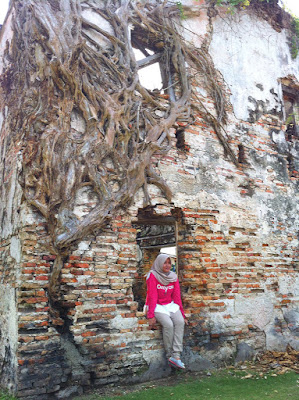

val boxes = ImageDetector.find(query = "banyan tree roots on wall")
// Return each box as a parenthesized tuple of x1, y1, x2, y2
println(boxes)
(1, 0, 236, 323)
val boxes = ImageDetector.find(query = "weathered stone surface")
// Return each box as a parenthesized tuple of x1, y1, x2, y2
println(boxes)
(128, 356, 171, 384)
(235, 343, 256, 363)
(183, 346, 215, 372)
(55, 385, 83, 400)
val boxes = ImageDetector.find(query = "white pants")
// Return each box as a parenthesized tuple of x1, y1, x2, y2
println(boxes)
(155, 309, 185, 359)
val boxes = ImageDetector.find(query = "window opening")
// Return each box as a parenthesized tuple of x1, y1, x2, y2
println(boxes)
(131, 26, 173, 96)
(134, 48, 163, 91)
(132, 209, 179, 311)
(282, 84, 299, 141)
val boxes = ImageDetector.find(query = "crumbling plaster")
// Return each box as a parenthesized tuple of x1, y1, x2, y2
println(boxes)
(0, 9, 14, 75)
(210, 11, 299, 121)
(0, 6, 23, 394)
(146, 4, 299, 354)
(0, 286, 18, 391)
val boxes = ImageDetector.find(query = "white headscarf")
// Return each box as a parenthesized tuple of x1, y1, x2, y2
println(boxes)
(147, 253, 177, 286)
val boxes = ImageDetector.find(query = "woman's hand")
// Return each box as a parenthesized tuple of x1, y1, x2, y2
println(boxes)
(184, 318, 189, 325)
(148, 317, 156, 329)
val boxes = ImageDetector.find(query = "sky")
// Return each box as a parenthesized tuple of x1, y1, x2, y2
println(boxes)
(0, 0, 299, 24)
(281, 0, 299, 16)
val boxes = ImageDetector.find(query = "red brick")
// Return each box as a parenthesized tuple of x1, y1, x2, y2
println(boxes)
(281, 299, 291, 304)
(35, 336, 49, 341)
(82, 331, 96, 337)
(74, 263, 89, 268)
(35, 276, 48, 281)
(69, 255, 81, 260)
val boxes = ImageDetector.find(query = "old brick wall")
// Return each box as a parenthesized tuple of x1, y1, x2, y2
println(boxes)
(16, 212, 169, 399)
(142, 104, 299, 371)
(0, 2, 299, 399)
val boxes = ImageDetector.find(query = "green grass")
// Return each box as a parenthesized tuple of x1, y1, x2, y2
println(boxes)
(0, 391, 17, 400)
(2, 369, 298, 399)
(74, 369, 299, 400)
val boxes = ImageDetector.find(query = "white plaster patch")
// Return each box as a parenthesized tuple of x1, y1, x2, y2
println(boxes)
(210, 13, 299, 121)
(234, 294, 275, 330)
(208, 313, 226, 334)
(261, 220, 271, 236)
(271, 130, 287, 145)
(0, 9, 14, 75)
(20, 204, 45, 225)
(182, 8, 209, 49)
(10, 236, 21, 263)
(1, 168, 17, 238)
(142, 349, 165, 365)
(109, 332, 135, 347)
(217, 345, 236, 361)
(0, 111, 3, 132)
(77, 241, 90, 252)
(278, 274, 299, 296)
(173, 184, 219, 207)
(0, 285, 18, 382)
(110, 315, 138, 330)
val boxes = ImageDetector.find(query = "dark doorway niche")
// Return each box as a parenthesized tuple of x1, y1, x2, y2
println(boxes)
(282, 84, 299, 141)
(132, 206, 180, 311)
(175, 127, 186, 150)
(281, 82, 299, 177)
(238, 144, 246, 164)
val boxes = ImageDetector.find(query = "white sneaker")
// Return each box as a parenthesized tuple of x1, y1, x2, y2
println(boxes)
(168, 357, 185, 369)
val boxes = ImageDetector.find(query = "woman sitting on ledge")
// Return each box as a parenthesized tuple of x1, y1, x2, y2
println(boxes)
(145, 253, 187, 369)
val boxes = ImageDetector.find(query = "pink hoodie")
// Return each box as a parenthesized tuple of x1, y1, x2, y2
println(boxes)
(146, 273, 186, 319)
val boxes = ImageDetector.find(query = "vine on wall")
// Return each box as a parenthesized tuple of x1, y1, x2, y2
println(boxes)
(1, 0, 237, 325)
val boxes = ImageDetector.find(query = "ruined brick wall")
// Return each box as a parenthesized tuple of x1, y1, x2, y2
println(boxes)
(147, 102, 299, 369)
(0, 2, 299, 399)
(15, 211, 169, 399)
